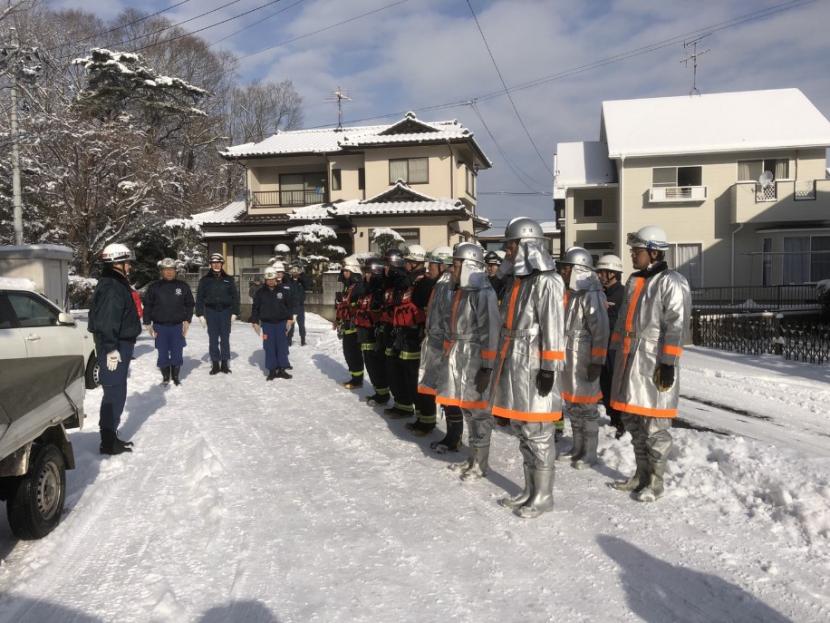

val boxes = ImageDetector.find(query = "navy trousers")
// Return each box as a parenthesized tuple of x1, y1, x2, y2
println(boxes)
(154, 323, 186, 367)
(288, 307, 306, 344)
(205, 307, 232, 363)
(263, 321, 290, 370)
(98, 340, 134, 432)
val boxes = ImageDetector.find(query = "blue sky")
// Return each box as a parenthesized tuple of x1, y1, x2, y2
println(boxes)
(49, 0, 830, 229)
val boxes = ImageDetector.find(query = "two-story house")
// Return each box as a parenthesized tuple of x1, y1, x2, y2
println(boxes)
(195, 112, 491, 276)
(554, 88, 830, 288)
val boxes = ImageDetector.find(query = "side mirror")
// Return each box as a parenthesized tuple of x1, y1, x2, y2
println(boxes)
(58, 312, 76, 326)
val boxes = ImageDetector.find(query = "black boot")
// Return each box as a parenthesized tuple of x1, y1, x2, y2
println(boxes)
(366, 392, 390, 406)
(276, 368, 292, 379)
(161, 366, 171, 385)
(301, 337, 307, 346)
(430, 419, 464, 453)
(406, 420, 436, 436)
(266, 368, 277, 381)
(171, 366, 181, 386)
(209, 361, 220, 375)
(221, 360, 231, 374)
(100, 429, 132, 455)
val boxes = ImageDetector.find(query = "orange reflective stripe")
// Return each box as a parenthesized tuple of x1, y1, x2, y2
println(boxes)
(449, 289, 463, 334)
(591, 347, 608, 357)
(623, 277, 646, 356)
(610, 400, 677, 418)
(663, 344, 683, 356)
(562, 391, 603, 404)
(541, 350, 565, 361)
(481, 350, 496, 360)
(491, 405, 563, 422)
(563, 291, 571, 309)
(436, 396, 488, 410)
(505, 279, 521, 330)
(417, 385, 438, 396)
(610, 332, 621, 343)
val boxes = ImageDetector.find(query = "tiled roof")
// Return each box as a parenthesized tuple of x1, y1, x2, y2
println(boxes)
(191, 200, 246, 225)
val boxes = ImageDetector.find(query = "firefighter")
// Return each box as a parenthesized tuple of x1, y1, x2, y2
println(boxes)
(355, 256, 391, 405)
(409, 245, 454, 438)
(380, 248, 414, 417)
(437, 243, 500, 479)
(555, 247, 609, 469)
(596, 254, 626, 438)
(335, 256, 365, 389)
(490, 217, 566, 519)
(610, 225, 691, 503)
(195, 253, 239, 375)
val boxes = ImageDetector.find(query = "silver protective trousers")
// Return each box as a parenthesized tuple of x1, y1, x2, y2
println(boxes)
(511, 420, 556, 469)
(622, 414, 672, 468)
(463, 409, 494, 449)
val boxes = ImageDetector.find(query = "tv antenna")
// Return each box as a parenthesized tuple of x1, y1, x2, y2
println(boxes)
(681, 34, 710, 96)
(326, 86, 351, 130)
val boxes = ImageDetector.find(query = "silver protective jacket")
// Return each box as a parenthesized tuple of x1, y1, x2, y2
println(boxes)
(610, 266, 691, 418)
(489, 270, 566, 422)
(562, 266, 610, 404)
(436, 265, 500, 410)
(503, 238, 557, 278)
(417, 271, 453, 396)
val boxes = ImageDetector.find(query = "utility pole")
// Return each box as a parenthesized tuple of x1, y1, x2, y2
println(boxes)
(9, 26, 22, 245)
(681, 34, 711, 96)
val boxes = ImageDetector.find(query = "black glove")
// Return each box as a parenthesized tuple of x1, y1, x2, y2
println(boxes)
(536, 369, 555, 397)
(653, 363, 675, 392)
(474, 368, 492, 394)
(586, 363, 603, 382)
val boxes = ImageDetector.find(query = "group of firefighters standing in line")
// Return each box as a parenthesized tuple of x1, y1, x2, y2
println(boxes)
(335, 217, 691, 517)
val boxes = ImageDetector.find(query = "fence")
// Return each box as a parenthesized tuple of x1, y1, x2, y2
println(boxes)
(691, 284, 821, 313)
(693, 312, 830, 364)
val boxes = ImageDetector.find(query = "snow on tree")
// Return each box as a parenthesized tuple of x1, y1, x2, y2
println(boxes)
(371, 227, 405, 254)
(290, 223, 344, 273)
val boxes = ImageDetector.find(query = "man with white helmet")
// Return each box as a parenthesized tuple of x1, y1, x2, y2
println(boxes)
(595, 253, 626, 438)
(88, 243, 142, 455)
(142, 258, 195, 386)
(555, 247, 609, 469)
(195, 253, 240, 375)
(335, 256, 365, 388)
(610, 225, 691, 502)
(437, 243, 500, 479)
(490, 217, 566, 519)
(251, 263, 296, 380)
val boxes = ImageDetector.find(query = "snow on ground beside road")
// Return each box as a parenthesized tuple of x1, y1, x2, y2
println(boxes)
(0, 314, 828, 622)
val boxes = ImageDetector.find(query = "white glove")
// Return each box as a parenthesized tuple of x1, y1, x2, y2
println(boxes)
(252, 323, 261, 336)
(145, 324, 156, 338)
(286, 319, 294, 335)
(106, 350, 121, 372)
(182, 321, 190, 337)
(231, 314, 238, 322)
(198, 316, 206, 329)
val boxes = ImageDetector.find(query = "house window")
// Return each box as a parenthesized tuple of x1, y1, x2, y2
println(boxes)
(738, 159, 789, 182)
(331, 169, 342, 191)
(583, 199, 602, 217)
(369, 228, 420, 252)
(279, 172, 326, 206)
(762, 238, 773, 286)
(811, 236, 830, 281)
(358, 168, 365, 191)
(665, 243, 702, 288)
(466, 166, 476, 197)
(783, 237, 810, 284)
(652, 166, 702, 187)
(233, 245, 273, 274)
(389, 158, 428, 184)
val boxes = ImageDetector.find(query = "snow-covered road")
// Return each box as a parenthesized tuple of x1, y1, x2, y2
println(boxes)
(0, 314, 828, 622)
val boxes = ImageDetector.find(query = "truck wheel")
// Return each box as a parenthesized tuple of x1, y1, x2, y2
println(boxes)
(6, 444, 66, 540)
(85, 352, 100, 389)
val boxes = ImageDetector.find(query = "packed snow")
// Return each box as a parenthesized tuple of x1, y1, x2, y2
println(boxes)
(0, 315, 827, 622)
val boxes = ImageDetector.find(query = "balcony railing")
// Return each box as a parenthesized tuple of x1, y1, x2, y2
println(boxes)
(249, 189, 326, 208)
(648, 185, 707, 203)
(731, 179, 830, 223)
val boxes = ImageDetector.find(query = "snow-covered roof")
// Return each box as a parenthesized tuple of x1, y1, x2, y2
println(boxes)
(554, 142, 617, 197)
(221, 111, 491, 167)
(0, 276, 38, 291)
(192, 200, 246, 225)
(601, 88, 830, 158)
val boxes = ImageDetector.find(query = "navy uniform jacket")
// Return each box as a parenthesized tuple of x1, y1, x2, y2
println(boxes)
(196, 270, 240, 317)
(88, 268, 142, 354)
(143, 279, 195, 326)
(251, 282, 297, 324)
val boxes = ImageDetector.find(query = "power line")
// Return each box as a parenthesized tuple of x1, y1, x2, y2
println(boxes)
(465, 0, 553, 177)
(207, 0, 306, 48)
(237, 0, 409, 61)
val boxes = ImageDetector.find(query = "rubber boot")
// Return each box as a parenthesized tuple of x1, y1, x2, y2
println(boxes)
(454, 446, 490, 481)
(100, 429, 132, 455)
(406, 420, 436, 436)
(499, 464, 533, 509)
(366, 391, 390, 406)
(514, 468, 555, 519)
(635, 459, 666, 503)
(558, 419, 584, 462)
(161, 366, 171, 385)
(266, 368, 277, 381)
(430, 419, 463, 453)
(276, 368, 292, 379)
(573, 419, 599, 469)
(384, 405, 413, 419)
(209, 361, 220, 375)
(611, 458, 650, 492)
(220, 360, 231, 374)
(171, 366, 181, 386)
(342, 377, 363, 389)
(301, 337, 307, 346)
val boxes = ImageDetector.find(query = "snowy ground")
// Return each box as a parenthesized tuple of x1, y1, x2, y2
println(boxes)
(0, 314, 828, 622)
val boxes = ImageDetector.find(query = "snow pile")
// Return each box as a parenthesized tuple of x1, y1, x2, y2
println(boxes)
(290, 223, 336, 244)
(0, 276, 37, 291)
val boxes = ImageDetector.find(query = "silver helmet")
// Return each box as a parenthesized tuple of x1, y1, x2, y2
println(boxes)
(504, 217, 544, 241)
(559, 246, 594, 269)
(453, 242, 485, 265)
(157, 257, 176, 269)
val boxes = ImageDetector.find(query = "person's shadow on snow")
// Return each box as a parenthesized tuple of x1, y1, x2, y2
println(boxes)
(311, 352, 349, 383)
(199, 599, 280, 623)
(0, 596, 103, 622)
(598, 535, 793, 623)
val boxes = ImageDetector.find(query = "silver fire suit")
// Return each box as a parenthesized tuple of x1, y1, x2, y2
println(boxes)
(610, 263, 691, 501)
(561, 266, 609, 467)
(417, 270, 453, 398)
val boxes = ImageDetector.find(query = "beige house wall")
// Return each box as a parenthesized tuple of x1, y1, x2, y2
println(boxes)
(328, 153, 366, 202)
(351, 216, 455, 254)
(363, 145, 456, 200)
(564, 187, 619, 250)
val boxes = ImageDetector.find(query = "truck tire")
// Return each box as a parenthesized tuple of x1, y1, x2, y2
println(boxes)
(85, 352, 100, 389)
(6, 444, 66, 540)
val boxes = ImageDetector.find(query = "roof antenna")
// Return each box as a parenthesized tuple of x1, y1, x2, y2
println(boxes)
(326, 86, 351, 130)
(681, 34, 710, 96)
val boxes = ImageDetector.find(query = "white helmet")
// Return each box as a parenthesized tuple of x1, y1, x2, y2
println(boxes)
(596, 254, 623, 272)
(404, 244, 427, 263)
(272, 261, 286, 273)
(158, 257, 176, 269)
(342, 256, 361, 273)
(209, 252, 225, 263)
(101, 243, 135, 264)
(627, 225, 669, 251)
(263, 267, 278, 280)
(428, 245, 453, 265)
(274, 243, 290, 254)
